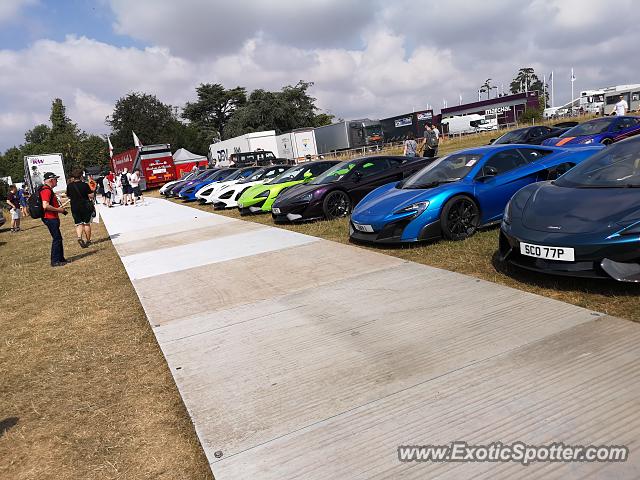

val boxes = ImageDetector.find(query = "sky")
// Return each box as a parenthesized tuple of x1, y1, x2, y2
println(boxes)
(1, 0, 639, 152)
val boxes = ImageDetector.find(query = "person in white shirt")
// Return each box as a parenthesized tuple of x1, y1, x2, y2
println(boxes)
(432, 125, 440, 139)
(130, 169, 143, 204)
(613, 95, 628, 116)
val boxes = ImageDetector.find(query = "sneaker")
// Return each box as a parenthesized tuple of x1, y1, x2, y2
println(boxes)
(78, 238, 86, 248)
(84, 240, 92, 247)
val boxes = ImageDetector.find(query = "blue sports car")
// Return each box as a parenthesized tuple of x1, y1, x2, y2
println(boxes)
(178, 168, 237, 201)
(349, 144, 603, 244)
(542, 116, 640, 147)
(499, 135, 640, 282)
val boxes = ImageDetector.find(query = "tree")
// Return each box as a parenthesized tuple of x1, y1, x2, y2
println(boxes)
(223, 81, 330, 138)
(182, 84, 246, 143)
(479, 79, 496, 100)
(24, 124, 51, 145)
(509, 67, 549, 107)
(0, 147, 26, 182)
(106, 92, 175, 152)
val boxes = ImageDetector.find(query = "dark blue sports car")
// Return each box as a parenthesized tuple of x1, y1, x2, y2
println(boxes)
(349, 144, 603, 244)
(542, 116, 640, 147)
(499, 135, 640, 282)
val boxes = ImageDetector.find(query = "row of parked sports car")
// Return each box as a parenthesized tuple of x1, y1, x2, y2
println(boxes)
(161, 118, 640, 282)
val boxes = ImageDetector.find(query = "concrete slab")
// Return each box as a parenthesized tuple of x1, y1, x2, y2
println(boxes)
(139, 240, 406, 328)
(212, 316, 640, 480)
(157, 261, 602, 463)
(120, 227, 318, 280)
(115, 220, 266, 257)
(98, 196, 640, 480)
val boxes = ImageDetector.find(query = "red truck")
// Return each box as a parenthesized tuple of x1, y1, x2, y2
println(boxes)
(110, 144, 176, 189)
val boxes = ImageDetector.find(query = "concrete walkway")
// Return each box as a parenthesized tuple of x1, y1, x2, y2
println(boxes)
(100, 197, 640, 479)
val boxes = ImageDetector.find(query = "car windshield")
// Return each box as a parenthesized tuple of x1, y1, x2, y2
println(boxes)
(400, 153, 481, 189)
(193, 170, 215, 180)
(240, 168, 268, 183)
(266, 165, 308, 184)
(222, 169, 246, 181)
(555, 140, 640, 188)
(560, 118, 613, 137)
(310, 161, 357, 184)
(180, 172, 196, 180)
(493, 129, 528, 144)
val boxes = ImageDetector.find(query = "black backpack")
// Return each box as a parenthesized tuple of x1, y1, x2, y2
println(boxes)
(28, 185, 46, 219)
(121, 173, 130, 187)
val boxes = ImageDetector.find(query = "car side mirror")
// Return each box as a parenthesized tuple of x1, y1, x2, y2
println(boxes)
(303, 171, 313, 181)
(488, 139, 495, 144)
(477, 166, 498, 182)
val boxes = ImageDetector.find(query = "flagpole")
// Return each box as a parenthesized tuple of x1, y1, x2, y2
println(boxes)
(551, 71, 554, 108)
(543, 74, 546, 108)
(571, 68, 575, 115)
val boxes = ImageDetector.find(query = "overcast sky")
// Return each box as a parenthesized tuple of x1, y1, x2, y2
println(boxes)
(1, 0, 639, 151)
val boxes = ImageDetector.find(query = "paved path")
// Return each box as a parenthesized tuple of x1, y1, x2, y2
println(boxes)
(100, 197, 640, 479)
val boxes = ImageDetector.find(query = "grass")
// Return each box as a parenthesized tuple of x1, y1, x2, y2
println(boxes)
(0, 211, 213, 479)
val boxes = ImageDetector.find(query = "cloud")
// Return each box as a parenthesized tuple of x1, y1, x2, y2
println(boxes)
(0, 0, 36, 24)
(1, 0, 640, 153)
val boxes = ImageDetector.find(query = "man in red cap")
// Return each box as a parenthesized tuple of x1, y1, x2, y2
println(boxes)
(40, 172, 69, 267)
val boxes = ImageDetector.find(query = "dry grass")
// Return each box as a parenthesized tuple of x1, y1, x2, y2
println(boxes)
(0, 212, 213, 479)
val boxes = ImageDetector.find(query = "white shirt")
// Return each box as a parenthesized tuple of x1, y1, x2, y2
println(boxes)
(614, 99, 628, 116)
(129, 172, 140, 187)
(432, 127, 440, 139)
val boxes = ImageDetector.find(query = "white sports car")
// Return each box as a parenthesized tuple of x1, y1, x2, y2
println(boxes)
(194, 166, 261, 204)
(207, 165, 290, 209)
(160, 171, 197, 195)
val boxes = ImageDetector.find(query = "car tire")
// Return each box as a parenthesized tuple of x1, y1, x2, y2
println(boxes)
(322, 190, 351, 220)
(440, 195, 480, 241)
(601, 138, 613, 146)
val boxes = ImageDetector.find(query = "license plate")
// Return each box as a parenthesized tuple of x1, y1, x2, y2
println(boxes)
(520, 242, 574, 261)
(353, 223, 374, 233)
(272, 208, 281, 214)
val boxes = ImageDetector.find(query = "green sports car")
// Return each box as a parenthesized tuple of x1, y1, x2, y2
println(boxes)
(237, 160, 339, 215)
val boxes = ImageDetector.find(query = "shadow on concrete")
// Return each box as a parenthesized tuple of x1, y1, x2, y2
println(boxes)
(0, 417, 18, 437)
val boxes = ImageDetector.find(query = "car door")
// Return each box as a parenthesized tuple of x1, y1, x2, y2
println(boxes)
(613, 116, 640, 141)
(347, 158, 393, 204)
(474, 148, 540, 222)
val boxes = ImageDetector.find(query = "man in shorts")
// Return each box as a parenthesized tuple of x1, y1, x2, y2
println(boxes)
(130, 168, 143, 204)
(120, 168, 132, 205)
(66, 169, 94, 248)
(7, 184, 21, 232)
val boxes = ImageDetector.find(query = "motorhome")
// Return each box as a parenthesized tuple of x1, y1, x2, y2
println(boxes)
(603, 84, 640, 115)
(441, 114, 498, 135)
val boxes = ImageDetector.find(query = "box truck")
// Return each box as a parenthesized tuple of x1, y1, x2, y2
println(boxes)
(441, 114, 498, 135)
(111, 144, 176, 189)
(380, 110, 434, 142)
(276, 128, 318, 160)
(209, 130, 278, 166)
(314, 119, 381, 154)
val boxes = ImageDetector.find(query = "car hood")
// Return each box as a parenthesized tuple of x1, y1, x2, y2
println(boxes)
(276, 183, 326, 204)
(355, 182, 458, 216)
(521, 182, 640, 234)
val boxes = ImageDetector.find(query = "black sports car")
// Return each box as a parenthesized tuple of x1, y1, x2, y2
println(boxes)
(489, 125, 569, 145)
(271, 155, 430, 222)
(499, 135, 640, 282)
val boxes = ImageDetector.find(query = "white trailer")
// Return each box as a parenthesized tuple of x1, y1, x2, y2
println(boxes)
(209, 130, 278, 166)
(441, 114, 498, 135)
(276, 128, 318, 161)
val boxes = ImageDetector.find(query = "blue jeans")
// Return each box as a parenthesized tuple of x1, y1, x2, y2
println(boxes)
(42, 218, 65, 265)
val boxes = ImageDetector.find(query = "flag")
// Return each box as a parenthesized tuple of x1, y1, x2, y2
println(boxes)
(132, 131, 142, 148)
(107, 136, 114, 159)
(571, 68, 576, 82)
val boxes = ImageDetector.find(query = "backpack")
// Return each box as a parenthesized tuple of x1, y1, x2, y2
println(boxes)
(426, 131, 439, 148)
(121, 173, 129, 187)
(28, 185, 46, 219)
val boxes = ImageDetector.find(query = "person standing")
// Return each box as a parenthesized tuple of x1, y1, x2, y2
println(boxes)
(102, 171, 114, 208)
(423, 124, 439, 158)
(17, 185, 28, 217)
(120, 168, 132, 205)
(7, 185, 21, 232)
(403, 132, 418, 157)
(130, 168, 143, 204)
(40, 172, 68, 267)
(613, 95, 628, 116)
(31, 165, 44, 189)
(66, 168, 94, 248)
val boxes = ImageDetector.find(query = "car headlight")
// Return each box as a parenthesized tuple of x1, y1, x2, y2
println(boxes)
(503, 199, 512, 225)
(256, 189, 270, 198)
(295, 192, 313, 202)
(393, 201, 429, 216)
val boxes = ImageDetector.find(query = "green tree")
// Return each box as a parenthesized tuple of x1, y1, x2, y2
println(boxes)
(182, 84, 247, 143)
(106, 92, 175, 152)
(24, 124, 51, 145)
(479, 79, 496, 100)
(223, 81, 329, 138)
(510, 67, 549, 107)
(0, 147, 26, 182)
